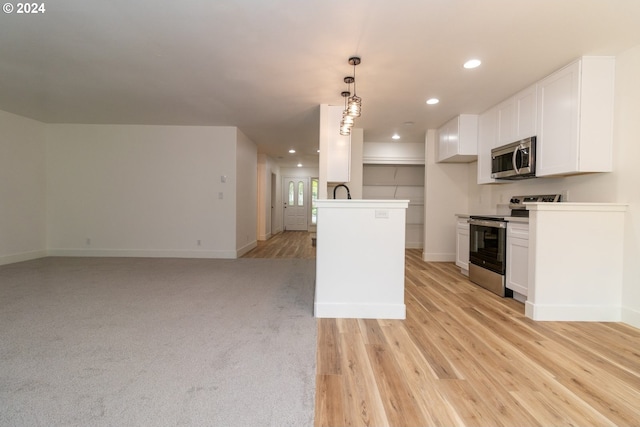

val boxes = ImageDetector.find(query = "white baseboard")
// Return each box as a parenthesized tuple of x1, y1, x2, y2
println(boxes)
(313, 302, 406, 320)
(258, 232, 272, 241)
(0, 250, 47, 266)
(622, 306, 640, 329)
(525, 302, 621, 321)
(47, 248, 238, 259)
(236, 241, 257, 257)
(422, 252, 455, 262)
(405, 242, 424, 249)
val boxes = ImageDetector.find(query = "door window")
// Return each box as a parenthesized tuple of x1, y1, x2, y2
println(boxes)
(297, 181, 304, 206)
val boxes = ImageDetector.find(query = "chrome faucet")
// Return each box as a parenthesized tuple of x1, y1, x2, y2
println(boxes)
(333, 184, 351, 199)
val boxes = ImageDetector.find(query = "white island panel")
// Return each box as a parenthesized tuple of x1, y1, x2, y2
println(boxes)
(526, 202, 627, 321)
(314, 199, 409, 319)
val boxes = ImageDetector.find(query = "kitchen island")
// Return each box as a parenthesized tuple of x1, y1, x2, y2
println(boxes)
(314, 199, 409, 319)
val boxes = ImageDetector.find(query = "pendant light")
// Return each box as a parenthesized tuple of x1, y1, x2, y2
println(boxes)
(339, 90, 352, 136)
(346, 57, 362, 118)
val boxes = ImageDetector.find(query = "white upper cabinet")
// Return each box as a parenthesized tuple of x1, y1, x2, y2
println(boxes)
(477, 85, 536, 184)
(496, 97, 516, 145)
(536, 57, 614, 177)
(514, 84, 537, 140)
(497, 84, 537, 145)
(437, 114, 478, 163)
(477, 106, 500, 184)
(320, 104, 351, 183)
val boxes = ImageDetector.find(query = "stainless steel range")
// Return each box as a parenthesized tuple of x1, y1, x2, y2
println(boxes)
(468, 194, 561, 297)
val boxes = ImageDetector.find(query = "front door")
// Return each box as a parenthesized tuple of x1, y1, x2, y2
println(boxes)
(283, 177, 309, 231)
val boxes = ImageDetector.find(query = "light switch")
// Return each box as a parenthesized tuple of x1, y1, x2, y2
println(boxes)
(218, 192, 224, 199)
(221, 175, 227, 183)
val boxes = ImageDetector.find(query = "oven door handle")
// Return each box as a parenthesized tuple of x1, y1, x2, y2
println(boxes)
(468, 219, 507, 228)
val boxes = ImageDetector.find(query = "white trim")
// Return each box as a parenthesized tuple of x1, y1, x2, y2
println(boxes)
(526, 202, 628, 212)
(236, 241, 257, 257)
(622, 306, 640, 329)
(46, 248, 238, 259)
(316, 199, 409, 209)
(363, 157, 425, 165)
(0, 250, 47, 266)
(314, 302, 406, 319)
(257, 232, 272, 241)
(525, 302, 621, 321)
(405, 242, 423, 249)
(422, 252, 455, 262)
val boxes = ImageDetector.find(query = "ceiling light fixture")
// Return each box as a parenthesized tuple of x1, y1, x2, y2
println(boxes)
(426, 98, 440, 105)
(339, 89, 353, 136)
(337, 56, 363, 136)
(392, 134, 400, 140)
(288, 149, 296, 154)
(346, 57, 362, 118)
(464, 59, 482, 69)
(297, 163, 303, 167)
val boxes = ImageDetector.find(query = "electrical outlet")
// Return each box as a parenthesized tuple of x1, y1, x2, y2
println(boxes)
(218, 192, 224, 199)
(86, 238, 91, 246)
(197, 240, 201, 246)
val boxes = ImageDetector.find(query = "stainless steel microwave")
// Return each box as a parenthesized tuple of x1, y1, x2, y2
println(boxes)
(491, 136, 536, 180)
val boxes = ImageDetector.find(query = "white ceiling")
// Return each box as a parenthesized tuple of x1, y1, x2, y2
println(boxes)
(2, 0, 640, 167)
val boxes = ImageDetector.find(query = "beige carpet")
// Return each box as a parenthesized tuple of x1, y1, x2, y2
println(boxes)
(0, 256, 317, 426)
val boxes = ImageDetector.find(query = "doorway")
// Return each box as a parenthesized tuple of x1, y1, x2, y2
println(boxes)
(270, 172, 277, 235)
(283, 177, 309, 231)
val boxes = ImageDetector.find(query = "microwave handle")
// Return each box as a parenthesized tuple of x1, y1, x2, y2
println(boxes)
(512, 145, 521, 175)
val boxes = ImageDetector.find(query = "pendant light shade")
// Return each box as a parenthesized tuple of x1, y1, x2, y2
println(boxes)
(339, 90, 352, 136)
(346, 57, 362, 118)
(336, 56, 362, 136)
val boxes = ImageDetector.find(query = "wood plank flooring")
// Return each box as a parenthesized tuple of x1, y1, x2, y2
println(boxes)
(242, 231, 316, 259)
(244, 232, 640, 426)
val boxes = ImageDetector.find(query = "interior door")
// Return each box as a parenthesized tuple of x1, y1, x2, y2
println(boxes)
(283, 177, 309, 231)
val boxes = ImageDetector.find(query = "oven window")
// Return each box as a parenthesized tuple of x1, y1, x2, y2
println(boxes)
(492, 152, 513, 175)
(469, 224, 506, 274)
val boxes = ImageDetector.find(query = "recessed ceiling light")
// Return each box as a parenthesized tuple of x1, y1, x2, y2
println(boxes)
(464, 59, 482, 69)
(392, 134, 400, 140)
(317, 149, 320, 153)
(426, 98, 439, 105)
(297, 163, 303, 167)
(288, 149, 296, 154)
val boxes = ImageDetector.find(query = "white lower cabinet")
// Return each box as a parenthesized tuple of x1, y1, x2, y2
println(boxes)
(506, 222, 529, 297)
(455, 217, 470, 275)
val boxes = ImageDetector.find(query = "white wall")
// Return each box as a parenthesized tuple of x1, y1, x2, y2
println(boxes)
(614, 45, 640, 327)
(257, 153, 275, 240)
(0, 110, 47, 265)
(46, 124, 239, 258)
(235, 129, 258, 256)
(347, 128, 364, 200)
(423, 129, 470, 261)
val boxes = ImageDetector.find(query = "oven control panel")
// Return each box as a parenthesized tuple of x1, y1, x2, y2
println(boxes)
(509, 194, 562, 209)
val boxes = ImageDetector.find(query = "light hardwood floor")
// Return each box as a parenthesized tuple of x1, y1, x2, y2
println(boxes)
(245, 232, 640, 427)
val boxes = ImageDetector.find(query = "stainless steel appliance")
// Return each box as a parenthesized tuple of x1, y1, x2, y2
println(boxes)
(468, 193, 562, 297)
(491, 137, 536, 180)
(469, 216, 509, 297)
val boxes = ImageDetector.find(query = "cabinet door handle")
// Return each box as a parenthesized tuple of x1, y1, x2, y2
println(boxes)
(512, 144, 523, 175)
